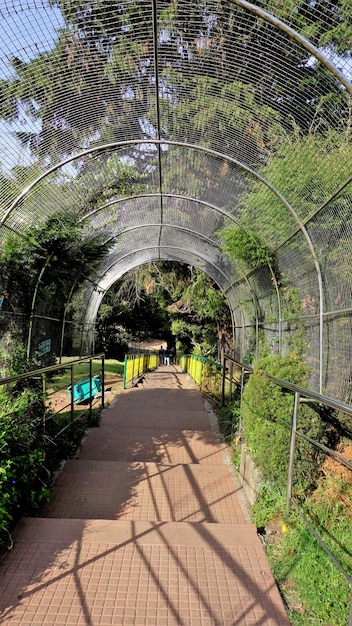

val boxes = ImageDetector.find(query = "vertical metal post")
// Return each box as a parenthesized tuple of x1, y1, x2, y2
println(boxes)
(229, 361, 233, 403)
(123, 355, 127, 389)
(41, 372, 46, 439)
(79, 322, 84, 359)
(59, 283, 76, 364)
(286, 391, 300, 517)
(26, 259, 50, 360)
(221, 357, 226, 406)
(239, 366, 245, 434)
(42, 372, 46, 395)
(70, 364, 75, 434)
(132, 355, 135, 387)
(89, 358, 93, 422)
(199, 357, 204, 390)
(101, 354, 105, 409)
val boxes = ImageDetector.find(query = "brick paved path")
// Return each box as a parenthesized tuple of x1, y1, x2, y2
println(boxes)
(0, 366, 290, 625)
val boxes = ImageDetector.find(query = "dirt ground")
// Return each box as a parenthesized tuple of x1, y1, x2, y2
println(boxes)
(321, 441, 352, 481)
(129, 339, 167, 351)
(46, 339, 164, 414)
(45, 374, 123, 414)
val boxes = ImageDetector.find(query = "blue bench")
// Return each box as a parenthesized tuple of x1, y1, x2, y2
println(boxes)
(67, 376, 102, 404)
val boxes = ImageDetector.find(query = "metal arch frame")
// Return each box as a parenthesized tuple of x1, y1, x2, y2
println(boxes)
(79, 193, 282, 326)
(0, 0, 349, 93)
(228, 0, 352, 93)
(2, 0, 347, 221)
(78, 225, 256, 352)
(0, 0, 350, 386)
(79, 242, 242, 358)
(2, 140, 326, 390)
(100, 222, 261, 347)
(82, 195, 280, 356)
(22, 187, 278, 358)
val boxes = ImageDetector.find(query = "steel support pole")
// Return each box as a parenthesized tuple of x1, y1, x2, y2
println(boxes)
(101, 354, 105, 409)
(222, 357, 226, 406)
(70, 364, 75, 435)
(89, 358, 93, 423)
(286, 391, 300, 517)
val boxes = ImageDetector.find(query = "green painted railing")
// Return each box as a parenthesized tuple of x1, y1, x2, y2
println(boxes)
(123, 352, 158, 388)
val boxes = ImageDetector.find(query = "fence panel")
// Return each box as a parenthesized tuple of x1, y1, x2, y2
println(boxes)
(123, 352, 158, 388)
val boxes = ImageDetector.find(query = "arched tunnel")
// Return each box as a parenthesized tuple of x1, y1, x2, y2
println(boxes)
(0, 0, 351, 403)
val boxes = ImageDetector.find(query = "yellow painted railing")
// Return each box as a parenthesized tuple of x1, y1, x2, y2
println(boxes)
(179, 353, 223, 398)
(123, 352, 158, 388)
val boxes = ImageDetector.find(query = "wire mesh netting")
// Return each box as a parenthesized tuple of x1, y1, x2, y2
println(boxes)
(0, 0, 351, 401)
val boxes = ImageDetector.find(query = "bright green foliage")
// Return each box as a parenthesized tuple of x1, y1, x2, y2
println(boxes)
(219, 226, 275, 270)
(241, 354, 327, 491)
(238, 129, 352, 245)
(251, 484, 286, 529)
(0, 211, 112, 367)
(217, 386, 242, 441)
(177, 270, 227, 320)
(263, 0, 352, 54)
(241, 355, 351, 623)
(169, 269, 231, 356)
(0, 383, 50, 544)
(0, 212, 109, 311)
(0, 346, 107, 548)
(156, 74, 284, 157)
(99, 263, 233, 358)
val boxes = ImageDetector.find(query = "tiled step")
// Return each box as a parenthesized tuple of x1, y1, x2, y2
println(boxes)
(139, 367, 197, 390)
(8, 517, 258, 545)
(100, 408, 213, 430)
(111, 386, 206, 414)
(41, 460, 246, 524)
(78, 426, 227, 464)
(1, 518, 290, 626)
(0, 366, 291, 626)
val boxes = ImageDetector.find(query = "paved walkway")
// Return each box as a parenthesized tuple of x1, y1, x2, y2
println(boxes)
(0, 366, 290, 625)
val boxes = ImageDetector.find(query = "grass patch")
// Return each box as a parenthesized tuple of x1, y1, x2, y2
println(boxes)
(258, 472, 352, 625)
(49, 358, 124, 392)
(267, 512, 351, 625)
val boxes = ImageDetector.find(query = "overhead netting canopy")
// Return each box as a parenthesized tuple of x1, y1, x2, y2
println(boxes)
(0, 1, 351, 401)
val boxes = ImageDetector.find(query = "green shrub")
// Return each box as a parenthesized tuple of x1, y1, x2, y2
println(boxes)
(219, 226, 275, 270)
(0, 347, 103, 548)
(217, 399, 241, 441)
(0, 386, 51, 544)
(241, 354, 327, 492)
(251, 484, 286, 528)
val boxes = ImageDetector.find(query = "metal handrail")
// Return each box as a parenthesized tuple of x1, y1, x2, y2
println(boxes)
(223, 355, 352, 587)
(0, 353, 105, 385)
(223, 356, 352, 417)
(0, 353, 106, 427)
